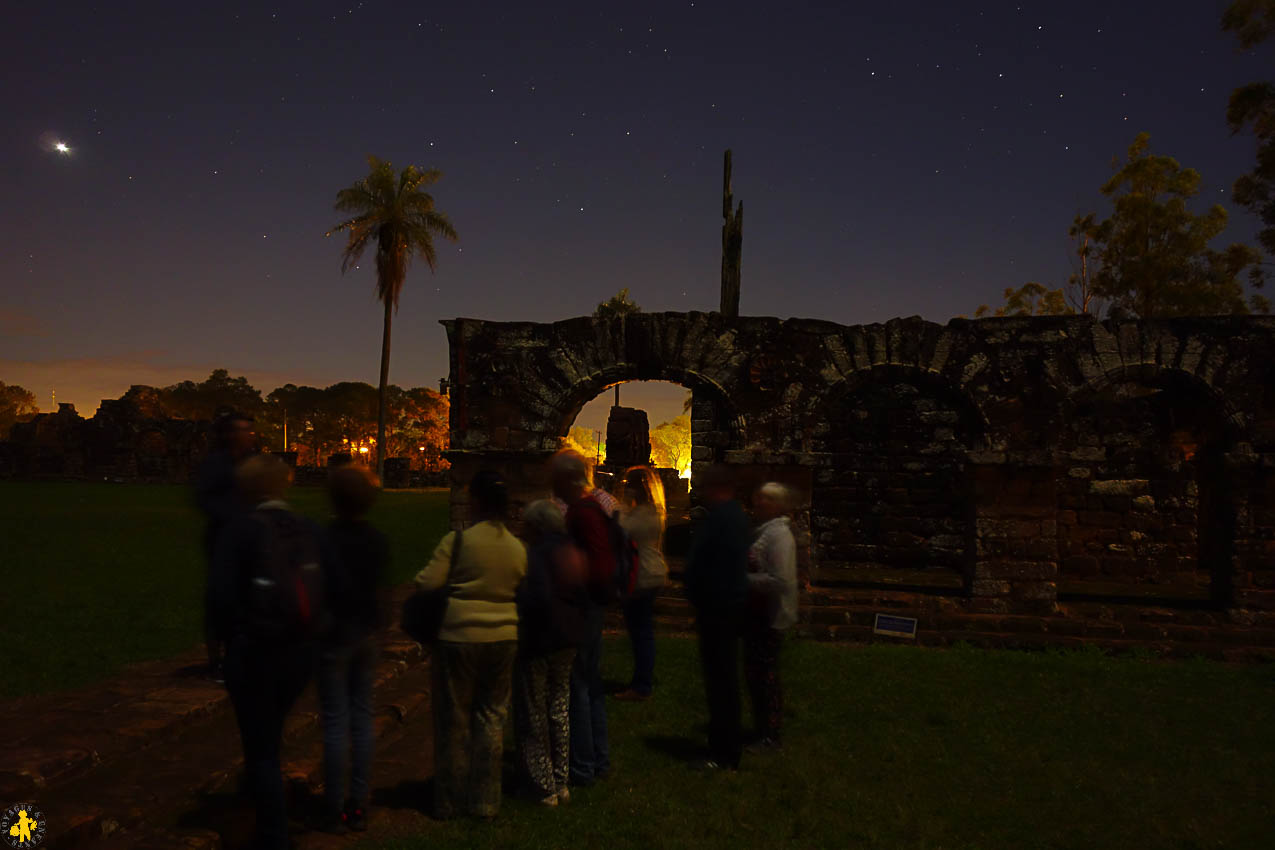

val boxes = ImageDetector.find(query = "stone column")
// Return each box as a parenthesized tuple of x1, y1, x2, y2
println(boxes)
(968, 454, 1059, 614)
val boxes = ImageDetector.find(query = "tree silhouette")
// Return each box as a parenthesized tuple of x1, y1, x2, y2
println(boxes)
(328, 155, 458, 479)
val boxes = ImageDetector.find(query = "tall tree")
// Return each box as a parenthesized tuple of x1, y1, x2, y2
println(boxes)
(1088, 133, 1265, 317)
(328, 155, 458, 479)
(1225, 1, 1275, 261)
(0, 381, 39, 438)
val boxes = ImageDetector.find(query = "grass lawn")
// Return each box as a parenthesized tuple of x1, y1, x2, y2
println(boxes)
(360, 637, 1275, 850)
(0, 480, 450, 699)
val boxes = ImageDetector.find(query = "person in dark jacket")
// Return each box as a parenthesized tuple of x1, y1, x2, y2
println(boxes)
(314, 463, 388, 835)
(684, 464, 750, 771)
(513, 499, 589, 806)
(195, 411, 257, 680)
(210, 453, 335, 850)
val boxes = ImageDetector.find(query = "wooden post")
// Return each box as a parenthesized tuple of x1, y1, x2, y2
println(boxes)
(720, 149, 743, 317)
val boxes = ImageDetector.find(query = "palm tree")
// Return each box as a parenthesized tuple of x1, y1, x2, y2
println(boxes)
(327, 155, 458, 480)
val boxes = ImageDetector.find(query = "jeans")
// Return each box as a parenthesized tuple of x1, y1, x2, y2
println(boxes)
(623, 589, 657, 695)
(319, 637, 377, 813)
(696, 602, 744, 768)
(224, 637, 314, 850)
(569, 604, 610, 783)
(513, 648, 575, 798)
(432, 640, 517, 818)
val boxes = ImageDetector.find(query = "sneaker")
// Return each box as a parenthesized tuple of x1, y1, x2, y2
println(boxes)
(539, 794, 558, 807)
(557, 787, 570, 804)
(613, 688, 650, 701)
(745, 737, 781, 753)
(344, 799, 368, 832)
(693, 758, 738, 772)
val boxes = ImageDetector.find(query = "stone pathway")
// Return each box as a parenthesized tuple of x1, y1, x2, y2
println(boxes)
(0, 586, 434, 850)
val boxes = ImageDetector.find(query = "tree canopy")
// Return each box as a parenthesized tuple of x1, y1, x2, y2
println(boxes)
(108, 371, 449, 470)
(595, 288, 641, 319)
(0, 382, 39, 438)
(975, 133, 1267, 318)
(650, 414, 692, 475)
(1225, 1, 1275, 261)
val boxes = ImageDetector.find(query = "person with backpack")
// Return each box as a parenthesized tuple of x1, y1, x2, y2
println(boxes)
(209, 453, 336, 850)
(550, 449, 619, 787)
(684, 464, 750, 771)
(614, 466, 668, 702)
(414, 470, 526, 820)
(313, 463, 389, 835)
(513, 499, 589, 806)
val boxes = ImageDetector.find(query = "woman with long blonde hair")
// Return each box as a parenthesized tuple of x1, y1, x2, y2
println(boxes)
(614, 465, 667, 701)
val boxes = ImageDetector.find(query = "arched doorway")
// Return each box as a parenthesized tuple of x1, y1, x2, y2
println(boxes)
(811, 367, 985, 592)
(1057, 369, 1238, 606)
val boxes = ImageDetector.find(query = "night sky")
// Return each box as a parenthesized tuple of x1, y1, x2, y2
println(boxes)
(2, 1, 1267, 434)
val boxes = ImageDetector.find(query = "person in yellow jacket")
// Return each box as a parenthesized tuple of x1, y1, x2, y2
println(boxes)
(415, 470, 527, 820)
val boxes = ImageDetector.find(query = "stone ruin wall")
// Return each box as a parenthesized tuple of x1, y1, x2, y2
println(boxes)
(442, 312, 1275, 653)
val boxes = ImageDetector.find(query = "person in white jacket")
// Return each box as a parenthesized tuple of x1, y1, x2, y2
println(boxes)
(614, 466, 668, 701)
(744, 482, 798, 749)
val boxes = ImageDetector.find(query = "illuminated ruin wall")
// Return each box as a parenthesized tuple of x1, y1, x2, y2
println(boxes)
(444, 312, 1275, 649)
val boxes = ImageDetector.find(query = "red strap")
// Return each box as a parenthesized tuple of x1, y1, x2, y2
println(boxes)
(294, 573, 311, 624)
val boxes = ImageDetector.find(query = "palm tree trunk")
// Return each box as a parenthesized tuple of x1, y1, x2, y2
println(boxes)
(376, 297, 392, 481)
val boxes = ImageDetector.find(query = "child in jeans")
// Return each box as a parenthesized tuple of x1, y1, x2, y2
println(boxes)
(315, 463, 389, 834)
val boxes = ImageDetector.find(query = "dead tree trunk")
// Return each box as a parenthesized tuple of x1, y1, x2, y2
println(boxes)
(720, 149, 743, 317)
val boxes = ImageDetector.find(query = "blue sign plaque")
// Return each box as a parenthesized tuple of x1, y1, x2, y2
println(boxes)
(873, 613, 918, 639)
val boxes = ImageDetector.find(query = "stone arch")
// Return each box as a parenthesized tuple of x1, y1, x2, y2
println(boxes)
(548, 363, 746, 459)
(1056, 364, 1242, 606)
(808, 364, 987, 592)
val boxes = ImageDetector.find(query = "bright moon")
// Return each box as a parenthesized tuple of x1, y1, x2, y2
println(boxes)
(54, 142, 71, 154)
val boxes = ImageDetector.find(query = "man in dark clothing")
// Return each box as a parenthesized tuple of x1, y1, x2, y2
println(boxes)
(684, 464, 750, 770)
(195, 411, 257, 679)
(210, 454, 334, 850)
(551, 449, 614, 786)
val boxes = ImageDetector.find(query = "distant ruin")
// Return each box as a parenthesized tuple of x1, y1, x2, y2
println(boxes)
(442, 311, 1275, 653)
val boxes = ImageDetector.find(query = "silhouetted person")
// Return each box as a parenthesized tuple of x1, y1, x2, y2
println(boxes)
(513, 499, 589, 807)
(195, 411, 257, 680)
(210, 454, 334, 850)
(615, 466, 668, 701)
(744, 483, 799, 750)
(550, 449, 614, 786)
(315, 464, 388, 834)
(415, 470, 526, 820)
(684, 464, 749, 770)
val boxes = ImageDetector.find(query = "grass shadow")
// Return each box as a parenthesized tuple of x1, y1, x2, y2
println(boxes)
(372, 777, 434, 815)
(642, 734, 706, 764)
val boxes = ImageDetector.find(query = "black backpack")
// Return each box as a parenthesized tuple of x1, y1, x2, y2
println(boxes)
(244, 508, 329, 643)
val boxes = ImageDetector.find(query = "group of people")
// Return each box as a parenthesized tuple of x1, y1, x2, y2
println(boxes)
(198, 412, 389, 849)
(195, 412, 800, 849)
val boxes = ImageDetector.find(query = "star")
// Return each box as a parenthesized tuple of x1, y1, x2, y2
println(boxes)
(54, 141, 71, 154)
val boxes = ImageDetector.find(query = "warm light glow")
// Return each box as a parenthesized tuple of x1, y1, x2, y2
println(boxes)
(54, 142, 70, 154)
(679, 462, 691, 479)
(358, 446, 369, 454)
